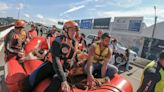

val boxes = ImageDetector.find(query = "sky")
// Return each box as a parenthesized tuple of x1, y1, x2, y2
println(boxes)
(0, 0, 164, 26)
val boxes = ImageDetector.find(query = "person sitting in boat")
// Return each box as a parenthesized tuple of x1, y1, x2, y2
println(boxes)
(79, 33, 87, 50)
(46, 25, 57, 38)
(85, 33, 118, 89)
(46, 25, 57, 49)
(137, 50, 164, 92)
(27, 24, 38, 40)
(21, 20, 79, 92)
(4, 19, 27, 61)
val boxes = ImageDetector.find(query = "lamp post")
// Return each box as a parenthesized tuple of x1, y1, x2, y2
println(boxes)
(146, 6, 158, 59)
(18, 7, 20, 19)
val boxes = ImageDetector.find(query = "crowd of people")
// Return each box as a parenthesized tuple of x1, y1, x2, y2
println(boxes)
(4, 19, 164, 92)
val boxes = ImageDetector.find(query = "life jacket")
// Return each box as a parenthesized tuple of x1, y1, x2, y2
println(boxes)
(93, 42, 109, 64)
(155, 68, 164, 92)
(47, 35, 76, 69)
(4, 29, 26, 61)
(141, 61, 164, 92)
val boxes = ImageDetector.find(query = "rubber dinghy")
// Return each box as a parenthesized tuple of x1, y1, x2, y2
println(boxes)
(5, 37, 133, 92)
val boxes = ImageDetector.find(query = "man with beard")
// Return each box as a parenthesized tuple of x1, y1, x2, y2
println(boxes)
(85, 33, 118, 89)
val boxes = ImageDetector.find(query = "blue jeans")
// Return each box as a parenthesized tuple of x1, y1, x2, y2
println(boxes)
(85, 63, 118, 78)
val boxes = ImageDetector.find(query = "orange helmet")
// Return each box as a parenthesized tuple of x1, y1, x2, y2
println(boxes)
(15, 20, 26, 28)
(63, 21, 79, 31)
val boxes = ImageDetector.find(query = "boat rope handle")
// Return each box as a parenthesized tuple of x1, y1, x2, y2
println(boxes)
(102, 84, 122, 92)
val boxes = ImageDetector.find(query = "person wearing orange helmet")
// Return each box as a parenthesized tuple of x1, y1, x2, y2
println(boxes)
(21, 21, 79, 92)
(4, 19, 27, 61)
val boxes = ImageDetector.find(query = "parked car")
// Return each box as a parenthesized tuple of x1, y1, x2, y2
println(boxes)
(86, 34, 96, 45)
(86, 34, 137, 63)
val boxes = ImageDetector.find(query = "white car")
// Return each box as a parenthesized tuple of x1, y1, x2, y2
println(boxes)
(86, 34, 137, 64)
(86, 34, 97, 45)
(113, 42, 137, 63)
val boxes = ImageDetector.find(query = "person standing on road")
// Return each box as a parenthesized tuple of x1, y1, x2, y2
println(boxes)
(137, 50, 164, 92)
(110, 38, 118, 55)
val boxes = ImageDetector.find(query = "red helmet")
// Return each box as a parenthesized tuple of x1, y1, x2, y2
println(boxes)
(15, 20, 26, 28)
(63, 21, 79, 31)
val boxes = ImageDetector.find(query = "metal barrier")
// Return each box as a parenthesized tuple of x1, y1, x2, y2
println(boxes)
(0, 26, 14, 51)
(0, 26, 14, 92)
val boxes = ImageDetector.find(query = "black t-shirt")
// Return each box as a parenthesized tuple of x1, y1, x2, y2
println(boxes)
(50, 35, 75, 82)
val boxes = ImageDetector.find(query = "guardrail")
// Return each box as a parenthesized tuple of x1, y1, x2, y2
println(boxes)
(0, 26, 14, 51)
(0, 24, 14, 32)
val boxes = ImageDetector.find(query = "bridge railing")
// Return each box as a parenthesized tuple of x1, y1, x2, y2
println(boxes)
(0, 26, 14, 52)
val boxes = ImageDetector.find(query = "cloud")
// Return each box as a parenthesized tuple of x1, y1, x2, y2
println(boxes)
(36, 14, 44, 19)
(0, 2, 9, 11)
(74, 0, 92, 6)
(108, 0, 142, 8)
(16, 3, 24, 10)
(97, 6, 164, 18)
(95, 5, 105, 8)
(61, 5, 85, 15)
(24, 14, 30, 18)
(88, 8, 96, 11)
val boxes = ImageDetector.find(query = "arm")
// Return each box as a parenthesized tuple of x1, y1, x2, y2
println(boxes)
(6, 37, 20, 54)
(137, 68, 159, 92)
(7, 43, 19, 53)
(101, 48, 112, 77)
(28, 31, 32, 39)
(87, 45, 95, 76)
(51, 40, 66, 82)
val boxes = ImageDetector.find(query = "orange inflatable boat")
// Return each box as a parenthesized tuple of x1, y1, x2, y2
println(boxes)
(5, 37, 133, 92)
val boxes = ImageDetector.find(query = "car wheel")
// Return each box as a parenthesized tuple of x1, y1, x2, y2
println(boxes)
(115, 54, 123, 64)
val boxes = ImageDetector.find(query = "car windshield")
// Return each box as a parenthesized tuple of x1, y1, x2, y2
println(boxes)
(117, 42, 124, 47)
(87, 35, 96, 40)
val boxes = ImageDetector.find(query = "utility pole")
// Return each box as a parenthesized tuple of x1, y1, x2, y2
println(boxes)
(18, 7, 20, 19)
(146, 6, 158, 59)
